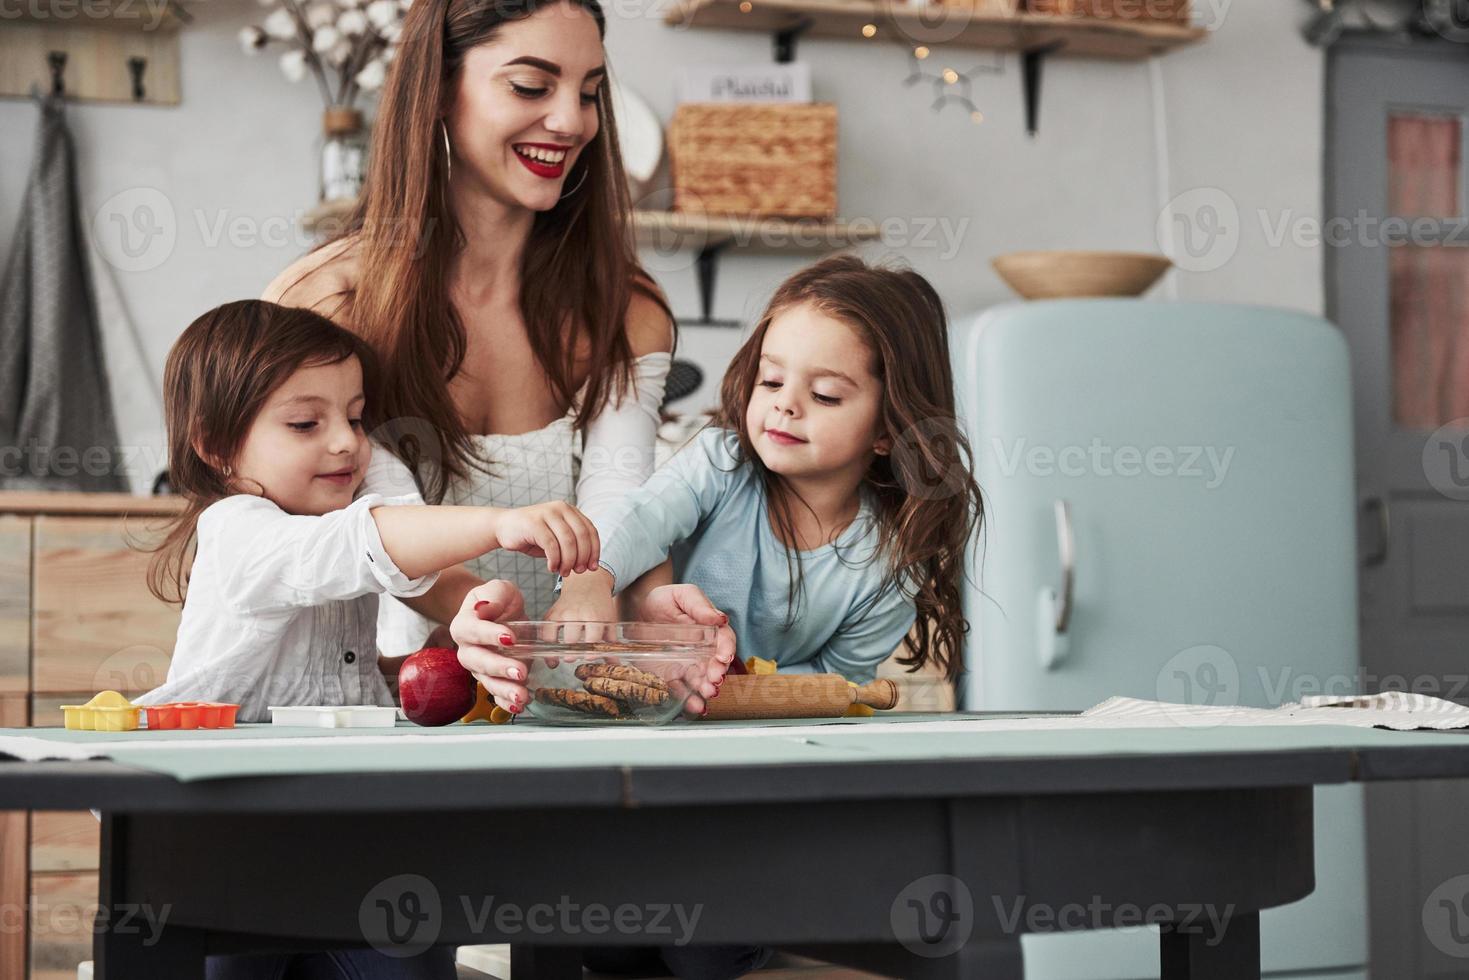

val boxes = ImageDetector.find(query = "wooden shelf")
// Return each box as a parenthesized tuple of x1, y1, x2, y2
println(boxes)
(632, 209, 880, 253)
(664, 0, 1206, 59)
(9, 0, 190, 31)
(302, 197, 357, 235)
(0, 0, 189, 106)
(305, 202, 881, 253)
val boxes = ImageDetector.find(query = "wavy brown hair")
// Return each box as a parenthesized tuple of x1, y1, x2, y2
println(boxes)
(145, 301, 382, 605)
(715, 254, 984, 683)
(298, 0, 670, 502)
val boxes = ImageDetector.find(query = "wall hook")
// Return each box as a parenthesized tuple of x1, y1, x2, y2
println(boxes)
(128, 57, 147, 102)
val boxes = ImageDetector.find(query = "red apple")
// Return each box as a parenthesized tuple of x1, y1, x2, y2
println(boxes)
(398, 647, 476, 727)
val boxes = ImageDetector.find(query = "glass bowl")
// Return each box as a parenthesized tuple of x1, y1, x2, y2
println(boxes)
(503, 621, 717, 726)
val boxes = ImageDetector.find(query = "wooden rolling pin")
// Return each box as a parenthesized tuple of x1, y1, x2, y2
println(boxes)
(701, 674, 899, 720)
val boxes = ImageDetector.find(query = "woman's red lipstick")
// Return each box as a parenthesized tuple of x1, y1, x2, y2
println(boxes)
(513, 142, 569, 179)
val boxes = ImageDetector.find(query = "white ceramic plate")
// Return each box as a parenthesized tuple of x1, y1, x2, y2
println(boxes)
(609, 74, 663, 188)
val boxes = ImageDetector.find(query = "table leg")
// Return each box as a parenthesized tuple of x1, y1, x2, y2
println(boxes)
(509, 944, 584, 979)
(95, 812, 207, 979)
(1160, 910, 1260, 980)
(95, 917, 206, 979)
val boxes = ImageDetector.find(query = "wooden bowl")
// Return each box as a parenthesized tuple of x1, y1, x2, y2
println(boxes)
(992, 250, 1172, 300)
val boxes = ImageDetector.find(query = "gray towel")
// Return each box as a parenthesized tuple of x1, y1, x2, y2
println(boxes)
(0, 94, 127, 492)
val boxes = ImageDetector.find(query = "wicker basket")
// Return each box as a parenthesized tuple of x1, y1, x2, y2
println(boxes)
(668, 103, 837, 219)
(1026, 0, 1189, 21)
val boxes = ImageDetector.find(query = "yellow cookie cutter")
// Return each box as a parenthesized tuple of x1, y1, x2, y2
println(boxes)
(60, 691, 141, 732)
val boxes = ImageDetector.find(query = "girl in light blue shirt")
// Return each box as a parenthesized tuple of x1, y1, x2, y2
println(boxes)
(563, 254, 986, 685)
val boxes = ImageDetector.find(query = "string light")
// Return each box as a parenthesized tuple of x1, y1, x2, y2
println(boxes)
(901, 46, 998, 125)
(862, 22, 877, 37)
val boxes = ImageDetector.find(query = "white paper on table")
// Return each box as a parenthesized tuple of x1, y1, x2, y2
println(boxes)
(1081, 691, 1469, 731)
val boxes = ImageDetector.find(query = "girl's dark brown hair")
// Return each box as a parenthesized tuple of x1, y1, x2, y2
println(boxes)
(299, 0, 672, 502)
(145, 300, 382, 605)
(715, 254, 984, 683)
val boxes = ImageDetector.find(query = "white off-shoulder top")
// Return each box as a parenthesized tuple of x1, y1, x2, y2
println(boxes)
(362, 351, 671, 654)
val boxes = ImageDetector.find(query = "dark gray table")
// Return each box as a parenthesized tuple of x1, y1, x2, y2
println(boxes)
(2, 719, 1466, 980)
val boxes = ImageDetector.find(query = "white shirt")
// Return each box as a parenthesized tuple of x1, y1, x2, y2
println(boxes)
(366, 351, 670, 652)
(135, 492, 439, 723)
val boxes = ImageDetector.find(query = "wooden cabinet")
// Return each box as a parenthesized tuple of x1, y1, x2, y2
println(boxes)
(0, 493, 182, 979)
(1, 694, 29, 979)
(0, 518, 31, 696)
(33, 516, 179, 700)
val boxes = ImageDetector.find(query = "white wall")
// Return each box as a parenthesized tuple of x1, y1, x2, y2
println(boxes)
(0, 0, 1324, 478)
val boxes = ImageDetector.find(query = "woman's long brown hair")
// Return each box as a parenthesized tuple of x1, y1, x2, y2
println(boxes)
(302, 0, 669, 502)
(716, 254, 984, 683)
(145, 301, 382, 605)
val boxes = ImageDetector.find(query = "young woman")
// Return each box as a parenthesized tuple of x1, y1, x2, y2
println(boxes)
(265, 0, 731, 702)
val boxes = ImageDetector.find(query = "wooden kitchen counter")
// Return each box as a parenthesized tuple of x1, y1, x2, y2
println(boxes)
(0, 491, 185, 517)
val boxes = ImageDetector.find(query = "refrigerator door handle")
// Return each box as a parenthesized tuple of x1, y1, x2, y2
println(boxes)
(1037, 499, 1075, 670)
(1361, 495, 1390, 567)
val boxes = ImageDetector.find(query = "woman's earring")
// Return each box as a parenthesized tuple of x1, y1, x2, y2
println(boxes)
(441, 120, 452, 182)
(558, 164, 589, 200)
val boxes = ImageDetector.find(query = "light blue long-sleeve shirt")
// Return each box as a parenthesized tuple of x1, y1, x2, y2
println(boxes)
(594, 426, 916, 683)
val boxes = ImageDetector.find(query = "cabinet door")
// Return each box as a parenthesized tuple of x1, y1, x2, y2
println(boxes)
(0, 695, 28, 979)
(0, 523, 34, 976)
(28, 803, 99, 980)
(0, 516, 30, 696)
(29, 871, 96, 980)
(1329, 39, 1469, 976)
(32, 516, 178, 699)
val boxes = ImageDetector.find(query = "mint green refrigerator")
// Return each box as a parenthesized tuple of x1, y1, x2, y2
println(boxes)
(953, 299, 1367, 980)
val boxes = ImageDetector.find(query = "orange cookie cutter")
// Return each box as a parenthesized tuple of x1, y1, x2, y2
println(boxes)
(141, 701, 241, 730)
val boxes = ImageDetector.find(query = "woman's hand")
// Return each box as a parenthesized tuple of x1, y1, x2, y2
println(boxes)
(637, 584, 737, 717)
(489, 501, 600, 577)
(443, 580, 532, 715)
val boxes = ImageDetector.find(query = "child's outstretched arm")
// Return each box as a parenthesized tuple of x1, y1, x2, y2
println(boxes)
(209, 495, 596, 616)
(595, 428, 741, 594)
(550, 428, 741, 617)
(371, 501, 599, 580)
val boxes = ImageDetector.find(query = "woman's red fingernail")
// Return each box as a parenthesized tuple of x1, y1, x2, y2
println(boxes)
(475, 601, 489, 612)
(719, 614, 729, 625)
(499, 633, 515, 646)
(701, 707, 709, 717)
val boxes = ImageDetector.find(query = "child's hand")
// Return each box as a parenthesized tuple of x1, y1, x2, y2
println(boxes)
(636, 584, 737, 717)
(546, 568, 618, 626)
(447, 580, 531, 715)
(490, 502, 600, 577)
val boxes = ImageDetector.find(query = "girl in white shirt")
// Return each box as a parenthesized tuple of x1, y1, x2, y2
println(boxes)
(138, 299, 600, 725)
(138, 299, 606, 978)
